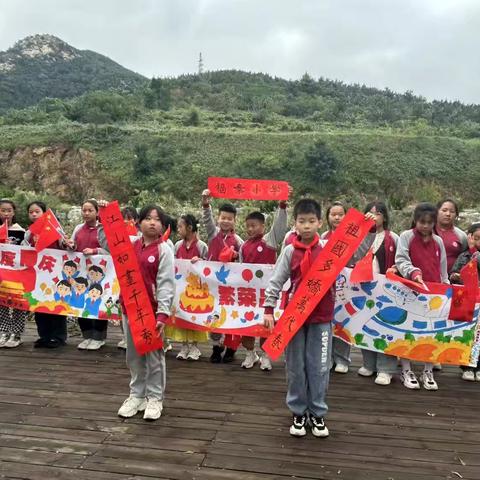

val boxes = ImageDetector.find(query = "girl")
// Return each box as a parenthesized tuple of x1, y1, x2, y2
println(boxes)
(64, 199, 108, 351)
(322, 202, 350, 373)
(321, 201, 346, 241)
(435, 199, 468, 274)
(357, 201, 399, 385)
(396, 203, 449, 391)
(23, 201, 67, 348)
(166, 214, 208, 361)
(108, 204, 175, 421)
(0, 199, 27, 348)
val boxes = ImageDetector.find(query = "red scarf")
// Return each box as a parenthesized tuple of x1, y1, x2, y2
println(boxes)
(292, 233, 320, 277)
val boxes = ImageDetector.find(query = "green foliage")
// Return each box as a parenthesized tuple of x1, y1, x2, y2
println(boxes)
(183, 108, 200, 127)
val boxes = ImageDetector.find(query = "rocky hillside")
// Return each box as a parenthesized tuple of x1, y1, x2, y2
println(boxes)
(0, 34, 146, 110)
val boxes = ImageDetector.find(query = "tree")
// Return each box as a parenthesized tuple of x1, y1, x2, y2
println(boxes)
(303, 141, 339, 195)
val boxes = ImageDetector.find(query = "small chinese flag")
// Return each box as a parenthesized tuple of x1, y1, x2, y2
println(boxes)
(125, 220, 138, 236)
(350, 249, 374, 283)
(0, 222, 8, 243)
(461, 258, 479, 298)
(162, 225, 171, 242)
(30, 209, 64, 251)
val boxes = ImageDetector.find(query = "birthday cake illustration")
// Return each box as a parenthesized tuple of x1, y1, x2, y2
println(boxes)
(179, 273, 214, 314)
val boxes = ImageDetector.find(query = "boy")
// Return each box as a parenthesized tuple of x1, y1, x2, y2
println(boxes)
(201, 189, 243, 363)
(239, 202, 288, 371)
(263, 199, 333, 438)
(450, 222, 480, 382)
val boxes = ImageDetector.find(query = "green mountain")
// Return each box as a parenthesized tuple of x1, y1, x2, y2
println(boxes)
(0, 34, 147, 110)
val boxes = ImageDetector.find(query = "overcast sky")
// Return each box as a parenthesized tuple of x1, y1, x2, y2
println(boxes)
(1, 0, 479, 103)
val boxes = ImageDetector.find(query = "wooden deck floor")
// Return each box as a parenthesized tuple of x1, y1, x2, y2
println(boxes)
(1, 323, 480, 480)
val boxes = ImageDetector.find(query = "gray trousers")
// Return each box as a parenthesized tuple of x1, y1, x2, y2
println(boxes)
(285, 322, 332, 418)
(123, 314, 166, 400)
(361, 349, 398, 374)
(332, 337, 351, 367)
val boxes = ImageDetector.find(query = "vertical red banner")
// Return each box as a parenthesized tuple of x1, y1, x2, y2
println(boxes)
(100, 201, 162, 355)
(208, 177, 290, 201)
(263, 209, 374, 360)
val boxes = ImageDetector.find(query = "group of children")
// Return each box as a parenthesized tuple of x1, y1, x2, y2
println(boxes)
(1, 194, 479, 436)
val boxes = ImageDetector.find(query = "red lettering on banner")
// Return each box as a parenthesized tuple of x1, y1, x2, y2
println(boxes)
(218, 285, 235, 306)
(0, 250, 16, 267)
(38, 255, 57, 273)
(208, 177, 290, 201)
(100, 201, 162, 355)
(263, 209, 374, 360)
(237, 287, 257, 307)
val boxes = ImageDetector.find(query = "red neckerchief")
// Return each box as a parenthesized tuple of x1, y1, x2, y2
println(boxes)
(292, 233, 320, 277)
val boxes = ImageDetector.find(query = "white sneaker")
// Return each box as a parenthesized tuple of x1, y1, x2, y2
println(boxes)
(176, 344, 190, 360)
(143, 398, 163, 421)
(400, 370, 420, 389)
(259, 354, 273, 371)
(375, 372, 392, 386)
(163, 339, 172, 352)
(241, 350, 260, 369)
(334, 363, 349, 374)
(462, 370, 475, 382)
(433, 363, 442, 371)
(476, 371, 480, 382)
(86, 340, 105, 350)
(420, 371, 438, 391)
(77, 338, 91, 350)
(117, 396, 147, 418)
(187, 344, 202, 361)
(0, 333, 9, 347)
(4, 334, 22, 348)
(357, 366, 374, 377)
(117, 339, 127, 350)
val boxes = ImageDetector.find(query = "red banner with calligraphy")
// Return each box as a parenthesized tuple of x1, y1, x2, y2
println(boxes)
(208, 177, 290, 201)
(99, 201, 162, 355)
(263, 209, 374, 360)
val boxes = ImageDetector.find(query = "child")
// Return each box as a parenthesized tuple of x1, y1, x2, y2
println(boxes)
(263, 199, 333, 438)
(103, 204, 175, 421)
(22, 201, 68, 348)
(450, 222, 480, 382)
(435, 199, 468, 274)
(396, 202, 449, 391)
(168, 214, 209, 360)
(201, 189, 244, 363)
(239, 203, 288, 371)
(64, 199, 108, 351)
(357, 201, 399, 385)
(0, 199, 27, 348)
(321, 201, 350, 373)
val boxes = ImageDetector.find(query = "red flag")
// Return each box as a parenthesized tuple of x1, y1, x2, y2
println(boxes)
(449, 259, 479, 322)
(0, 222, 8, 243)
(34, 219, 62, 251)
(125, 220, 138, 236)
(162, 225, 171, 242)
(350, 249, 374, 283)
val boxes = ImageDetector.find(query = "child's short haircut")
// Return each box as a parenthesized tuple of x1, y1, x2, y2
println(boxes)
(64, 260, 77, 269)
(88, 265, 104, 274)
(121, 206, 138, 221)
(89, 283, 103, 294)
(27, 201, 47, 213)
(180, 214, 199, 232)
(293, 199, 321, 220)
(467, 223, 480, 235)
(163, 214, 177, 233)
(219, 203, 237, 216)
(411, 202, 437, 228)
(57, 280, 71, 289)
(245, 211, 265, 223)
(75, 277, 89, 287)
(138, 205, 167, 226)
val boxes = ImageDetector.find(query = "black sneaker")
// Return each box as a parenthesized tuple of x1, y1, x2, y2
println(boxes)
(311, 416, 329, 438)
(222, 347, 236, 363)
(210, 345, 224, 363)
(289, 414, 307, 437)
(34, 338, 49, 348)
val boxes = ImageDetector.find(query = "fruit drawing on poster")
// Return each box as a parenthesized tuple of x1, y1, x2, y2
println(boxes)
(0, 244, 121, 320)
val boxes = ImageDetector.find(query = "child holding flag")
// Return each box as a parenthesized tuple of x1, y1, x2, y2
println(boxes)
(0, 199, 27, 348)
(23, 201, 67, 348)
(201, 189, 244, 363)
